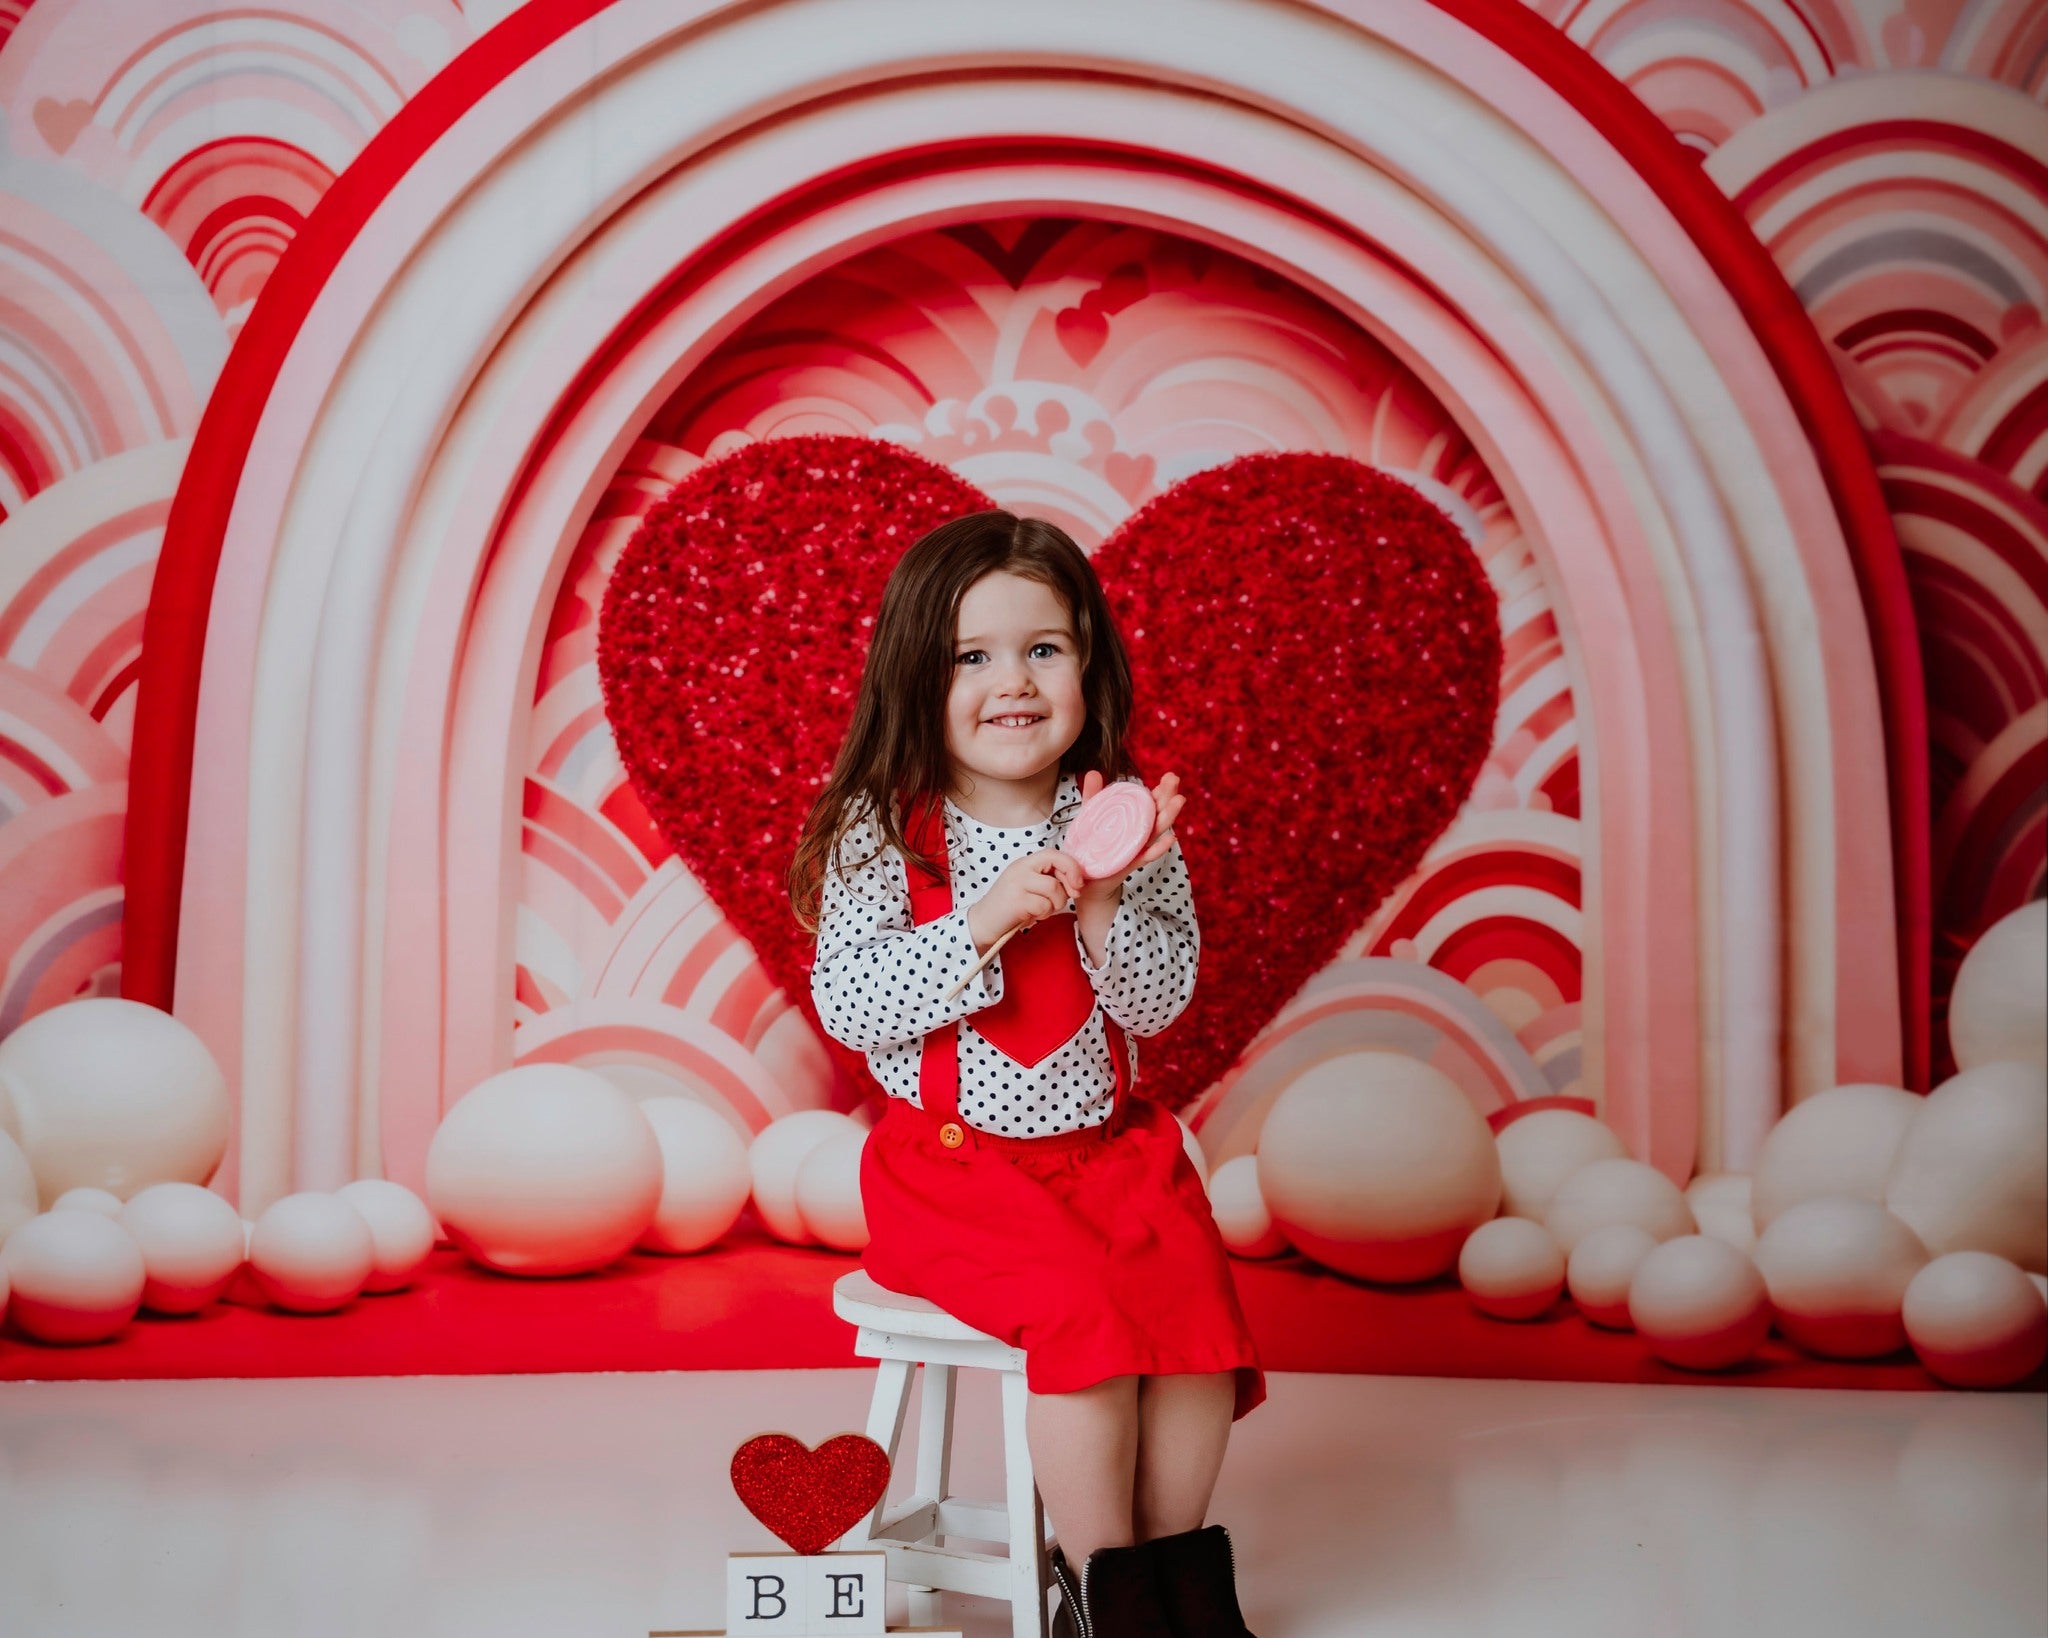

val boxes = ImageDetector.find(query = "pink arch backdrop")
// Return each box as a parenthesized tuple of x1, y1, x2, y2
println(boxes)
(0, 0, 2032, 1263)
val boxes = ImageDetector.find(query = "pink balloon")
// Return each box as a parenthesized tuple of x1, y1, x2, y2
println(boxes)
(1063, 780, 1156, 880)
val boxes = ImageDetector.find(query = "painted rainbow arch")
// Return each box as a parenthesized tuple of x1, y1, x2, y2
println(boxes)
(121, 0, 1922, 1211)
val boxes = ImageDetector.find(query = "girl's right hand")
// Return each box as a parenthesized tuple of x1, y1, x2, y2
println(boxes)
(967, 849, 1085, 953)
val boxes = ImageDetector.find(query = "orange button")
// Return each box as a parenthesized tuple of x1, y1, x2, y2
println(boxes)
(938, 1122, 965, 1149)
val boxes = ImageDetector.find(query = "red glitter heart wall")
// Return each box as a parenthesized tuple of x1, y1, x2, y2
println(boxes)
(597, 434, 1500, 1109)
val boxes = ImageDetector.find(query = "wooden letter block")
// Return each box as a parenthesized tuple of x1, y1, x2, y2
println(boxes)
(724, 1552, 885, 1634)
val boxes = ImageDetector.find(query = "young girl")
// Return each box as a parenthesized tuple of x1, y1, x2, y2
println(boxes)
(791, 510, 1264, 1638)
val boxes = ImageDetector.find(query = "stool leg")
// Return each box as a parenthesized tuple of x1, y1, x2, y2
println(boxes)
(907, 1361, 957, 1626)
(1001, 1368, 1049, 1638)
(859, 1357, 916, 1544)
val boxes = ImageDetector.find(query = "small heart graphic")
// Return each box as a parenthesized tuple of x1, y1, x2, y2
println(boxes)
(597, 435, 1501, 1111)
(1055, 303, 1109, 366)
(730, 1433, 891, 1555)
(33, 98, 95, 155)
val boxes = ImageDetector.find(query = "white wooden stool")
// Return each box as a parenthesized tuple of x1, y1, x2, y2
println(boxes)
(831, 1269, 1052, 1638)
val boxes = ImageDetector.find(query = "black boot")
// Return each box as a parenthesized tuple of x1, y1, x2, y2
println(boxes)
(1050, 1540, 1175, 1638)
(1143, 1524, 1259, 1638)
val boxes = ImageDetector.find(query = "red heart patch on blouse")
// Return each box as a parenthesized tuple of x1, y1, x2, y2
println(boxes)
(597, 435, 1501, 1110)
(729, 1432, 891, 1556)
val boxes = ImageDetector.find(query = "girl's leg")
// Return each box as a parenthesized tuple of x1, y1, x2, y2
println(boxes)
(1131, 1371, 1235, 1540)
(1026, 1374, 1140, 1564)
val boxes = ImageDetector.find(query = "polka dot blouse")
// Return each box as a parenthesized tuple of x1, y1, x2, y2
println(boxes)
(810, 772, 1201, 1136)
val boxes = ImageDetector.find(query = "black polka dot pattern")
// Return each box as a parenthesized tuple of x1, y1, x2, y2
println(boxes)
(811, 773, 1200, 1135)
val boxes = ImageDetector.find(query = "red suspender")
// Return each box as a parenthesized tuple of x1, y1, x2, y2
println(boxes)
(899, 792, 1131, 1134)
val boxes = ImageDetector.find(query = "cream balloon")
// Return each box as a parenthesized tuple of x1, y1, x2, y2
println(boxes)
(1628, 1235, 1770, 1370)
(1903, 1251, 2048, 1388)
(1494, 1109, 1627, 1220)
(1544, 1158, 1694, 1256)
(1567, 1223, 1657, 1329)
(1885, 1062, 2047, 1273)
(1208, 1155, 1289, 1259)
(1257, 1051, 1501, 1283)
(635, 1098, 752, 1254)
(119, 1182, 245, 1314)
(1752, 1197, 1930, 1358)
(52, 1186, 123, 1218)
(427, 1063, 663, 1275)
(1751, 1082, 1922, 1233)
(0, 1209, 145, 1342)
(749, 1110, 865, 1246)
(2032, 1272, 2048, 1304)
(794, 1127, 870, 1253)
(1948, 900, 2047, 1073)
(1686, 1173, 1756, 1254)
(1457, 1216, 1565, 1320)
(0, 997, 229, 1204)
(336, 1179, 438, 1293)
(0, 1129, 36, 1246)
(249, 1193, 375, 1313)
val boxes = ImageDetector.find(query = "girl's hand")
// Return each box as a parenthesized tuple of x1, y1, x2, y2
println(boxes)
(967, 848, 1086, 953)
(1075, 769, 1184, 901)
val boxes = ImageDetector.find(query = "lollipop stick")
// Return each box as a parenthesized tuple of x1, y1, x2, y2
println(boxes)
(944, 920, 1024, 1002)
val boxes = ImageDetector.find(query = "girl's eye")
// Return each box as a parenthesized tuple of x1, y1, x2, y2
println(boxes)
(953, 642, 1065, 664)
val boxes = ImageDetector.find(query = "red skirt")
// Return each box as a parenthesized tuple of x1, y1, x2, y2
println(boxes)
(860, 1093, 1266, 1421)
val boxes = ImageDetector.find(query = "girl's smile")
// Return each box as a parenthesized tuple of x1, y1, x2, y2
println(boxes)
(946, 570, 1086, 823)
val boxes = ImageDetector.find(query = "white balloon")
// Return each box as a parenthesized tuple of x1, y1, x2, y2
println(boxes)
(1752, 1082, 1922, 1233)
(1544, 1159, 1694, 1256)
(0, 1129, 36, 1246)
(1752, 1197, 1930, 1358)
(635, 1098, 752, 1254)
(249, 1193, 374, 1313)
(1457, 1217, 1564, 1320)
(1568, 1223, 1657, 1329)
(1208, 1155, 1289, 1259)
(119, 1182, 245, 1314)
(1885, 1062, 2047, 1273)
(0, 997, 229, 1204)
(427, 1063, 663, 1275)
(1174, 1114, 1209, 1185)
(1258, 1051, 1500, 1283)
(52, 1186, 124, 1218)
(1949, 901, 2047, 1073)
(0, 1209, 145, 1342)
(1903, 1251, 2048, 1388)
(336, 1180, 438, 1292)
(1495, 1110, 1627, 1220)
(749, 1110, 865, 1246)
(1628, 1235, 1770, 1370)
(1686, 1173, 1756, 1253)
(794, 1128, 870, 1253)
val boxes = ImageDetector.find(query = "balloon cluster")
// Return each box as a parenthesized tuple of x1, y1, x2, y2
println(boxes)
(0, 999, 434, 1345)
(1200, 899, 2048, 1387)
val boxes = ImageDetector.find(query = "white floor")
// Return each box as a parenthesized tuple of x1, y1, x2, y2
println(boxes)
(0, 1368, 2041, 1638)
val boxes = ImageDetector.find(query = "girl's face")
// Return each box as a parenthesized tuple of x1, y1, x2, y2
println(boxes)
(944, 571, 1086, 809)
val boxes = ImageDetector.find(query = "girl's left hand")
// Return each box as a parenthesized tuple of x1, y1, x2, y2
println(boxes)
(1075, 769, 1183, 898)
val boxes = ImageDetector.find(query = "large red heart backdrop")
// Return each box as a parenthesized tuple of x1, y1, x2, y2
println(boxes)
(597, 434, 1502, 1112)
(728, 1432, 892, 1556)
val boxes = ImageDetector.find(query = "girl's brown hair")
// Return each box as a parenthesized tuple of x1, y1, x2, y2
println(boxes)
(788, 509, 1141, 936)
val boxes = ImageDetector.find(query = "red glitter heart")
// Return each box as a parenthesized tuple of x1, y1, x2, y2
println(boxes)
(729, 1432, 891, 1556)
(596, 435, 1500, 1111)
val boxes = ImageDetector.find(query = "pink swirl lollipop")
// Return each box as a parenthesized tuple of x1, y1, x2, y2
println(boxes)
(1063, 779, 1158, 880)
(940, 776, 1161, 1002)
